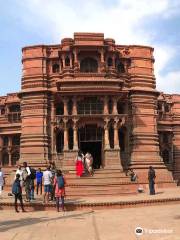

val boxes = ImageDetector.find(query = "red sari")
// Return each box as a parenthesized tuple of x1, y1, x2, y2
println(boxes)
(75, 156, 84, 176)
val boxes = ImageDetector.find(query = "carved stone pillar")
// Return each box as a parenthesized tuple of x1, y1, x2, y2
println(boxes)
(73, 48, 79, 72)
(62, 54, 65, 68)
(73, 118, 79, 150)
(50, 97, 55, 157)
(8, 136, 12, 166)
(0, 136, 3, 166)
(104, 118, 110, 149)
(63, 97, 68, 116)
(104, 96, 109, 115)
(72, 97, 77, 115)
(70, 54, 73, 68)
(112, 97, 118, 115)
(114, 118, 120, 149)
(63, 118, 68, 151)
(8, 150, 12, 167)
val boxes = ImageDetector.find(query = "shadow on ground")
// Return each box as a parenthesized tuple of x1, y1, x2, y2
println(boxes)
(0, 210, 94, 232)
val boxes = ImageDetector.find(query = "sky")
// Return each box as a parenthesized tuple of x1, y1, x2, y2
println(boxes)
(0, 0, 180, 96)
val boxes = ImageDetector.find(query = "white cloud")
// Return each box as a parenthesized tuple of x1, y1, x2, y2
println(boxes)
(157, 70, 180, 93)
(15, 0, 180, 93)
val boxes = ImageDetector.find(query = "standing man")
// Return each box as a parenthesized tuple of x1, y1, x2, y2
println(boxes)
(0, 167, 5, 198)
(12, 174, 25, 212)
(22, 162, 31, 202)
(36, 168, 43, 195)
(43, 166, 52, 203)
(148, 166, 156, 195)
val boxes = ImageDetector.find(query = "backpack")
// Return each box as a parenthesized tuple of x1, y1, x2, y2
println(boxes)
(12, 180, 21, 195)
(57, 176, 64, 189)
(30, 168, 36, 180)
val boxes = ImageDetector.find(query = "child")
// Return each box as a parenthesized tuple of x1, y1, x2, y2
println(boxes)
(12, 174, 25, 212)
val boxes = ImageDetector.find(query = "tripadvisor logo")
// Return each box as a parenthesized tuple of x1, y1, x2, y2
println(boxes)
(135, 227, 143, 236)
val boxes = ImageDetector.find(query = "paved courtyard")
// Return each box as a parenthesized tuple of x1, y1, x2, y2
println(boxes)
(0, 204, 180, 240)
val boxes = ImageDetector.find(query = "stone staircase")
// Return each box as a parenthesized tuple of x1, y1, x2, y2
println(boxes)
(64, 169, 138, 197)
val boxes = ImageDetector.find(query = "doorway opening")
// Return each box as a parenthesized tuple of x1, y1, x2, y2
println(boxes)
(80, 141, 102, 169)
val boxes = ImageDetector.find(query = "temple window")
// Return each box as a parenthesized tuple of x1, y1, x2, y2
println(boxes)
(0, 108, 5, 115)
(3, 136, 8, 146)
(77, 97, 103, 115)
(162, 149, 169, 164)
(52, 63, 59, 73)
(12, 135, 20, 146)
(65, 56, 70, 66)
(56, 102, 64, 115)
(107, 57, 113, 67)
(68, 99, 73, 115)
(108, 98, 113, 114)
(117, 101, 125, 114)
(163, 133, 169, 144)
(164, 103, 170, 112)
(80, 57, 98, 73)
(9, 105, 20, 112)
(117, 62, 125, 73)
(158, 102, 162, 111)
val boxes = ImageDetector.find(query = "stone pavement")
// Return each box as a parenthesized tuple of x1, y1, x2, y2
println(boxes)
(1, 187, 180, 204)
(0, 204, 180, 240)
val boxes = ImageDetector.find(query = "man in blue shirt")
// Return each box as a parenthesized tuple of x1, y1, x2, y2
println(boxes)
(36, 168, 43, 195)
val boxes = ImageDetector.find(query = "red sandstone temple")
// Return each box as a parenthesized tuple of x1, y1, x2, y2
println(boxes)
(0, 32, 180, 185)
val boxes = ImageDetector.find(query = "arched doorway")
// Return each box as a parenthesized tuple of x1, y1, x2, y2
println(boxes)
(78, 124, 103, 169)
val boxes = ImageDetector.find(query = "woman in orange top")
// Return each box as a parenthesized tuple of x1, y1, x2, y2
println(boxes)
(53, 170, 66, 212)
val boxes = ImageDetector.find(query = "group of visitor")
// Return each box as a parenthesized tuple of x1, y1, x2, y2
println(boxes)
(75, 150, 93, 177)
(11, 162, 65, 212)
(0, 157, 157, 213)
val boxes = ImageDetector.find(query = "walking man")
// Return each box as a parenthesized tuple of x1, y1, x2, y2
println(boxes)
(12, 174, 25, 212)
(148, 166, 156, 195)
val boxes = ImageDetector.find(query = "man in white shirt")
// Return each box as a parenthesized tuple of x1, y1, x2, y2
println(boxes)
(15, 165, 23, 186)
(22, 162, 31, 201)
(43, 166, 52, 203)
(0, 167, 5, 197)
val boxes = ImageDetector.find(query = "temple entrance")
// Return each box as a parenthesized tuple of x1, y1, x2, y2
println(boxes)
(80, 141, 102, 169)
(78, 124, 103, 169)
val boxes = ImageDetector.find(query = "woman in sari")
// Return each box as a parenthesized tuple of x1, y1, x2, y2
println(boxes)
(75, 151, 84, 177)
(85, 152, 93, 176)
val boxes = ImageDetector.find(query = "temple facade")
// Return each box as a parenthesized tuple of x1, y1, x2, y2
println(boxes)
(0, 33, 180, 180)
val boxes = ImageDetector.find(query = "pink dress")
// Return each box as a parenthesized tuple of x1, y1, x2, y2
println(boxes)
(54, 176, 66, 197)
